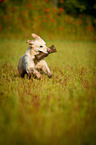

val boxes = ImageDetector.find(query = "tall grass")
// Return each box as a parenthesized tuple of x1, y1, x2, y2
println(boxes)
(0, 39, 96, 145)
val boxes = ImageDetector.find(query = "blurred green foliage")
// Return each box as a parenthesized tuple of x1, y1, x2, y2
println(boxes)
(58, 0, 96, 17)
(0, 0, 96, 39)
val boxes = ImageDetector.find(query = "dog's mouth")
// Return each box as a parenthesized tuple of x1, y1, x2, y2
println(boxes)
(29, 43, 32, 46)
(29, 43, 33, 48)
(29, 43, 32, 45)
(37, 48, 48, 54)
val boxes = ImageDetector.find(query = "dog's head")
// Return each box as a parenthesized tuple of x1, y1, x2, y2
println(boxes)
(27, 33, 49, 54)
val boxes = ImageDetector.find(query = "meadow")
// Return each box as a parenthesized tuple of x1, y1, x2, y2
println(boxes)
(0, 39, 96, 145)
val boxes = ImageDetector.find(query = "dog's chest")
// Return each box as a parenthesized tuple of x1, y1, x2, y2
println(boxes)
(35, 59, 47, 69)
(25, 48, 38, 59)
(30, 49, 39, 58)
(25, 48, 47, 68)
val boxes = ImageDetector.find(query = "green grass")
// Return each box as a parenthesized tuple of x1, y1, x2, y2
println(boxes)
(0, 39, 96, 145)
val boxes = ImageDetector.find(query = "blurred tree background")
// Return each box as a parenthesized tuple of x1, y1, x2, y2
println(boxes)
(58, 0, 96, 17)
(0, 0, 96, 40)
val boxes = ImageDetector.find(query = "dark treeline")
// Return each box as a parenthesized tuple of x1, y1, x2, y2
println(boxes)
(58, 0, 96, 17)
(1, 0, 96, 17)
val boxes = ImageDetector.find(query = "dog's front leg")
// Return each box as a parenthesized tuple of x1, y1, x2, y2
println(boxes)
(27, 68, 42, 79)
(33, 69, 42, 79)
(42, 64, 52, 78)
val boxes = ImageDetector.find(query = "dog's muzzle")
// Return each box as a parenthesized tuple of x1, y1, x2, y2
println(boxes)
(37, 48, 48, 54)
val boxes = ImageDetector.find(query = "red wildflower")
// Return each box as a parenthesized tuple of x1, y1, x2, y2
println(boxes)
(46, 14, 50, 18)
(27, 4, 33, 8)
(19, 17, 22, 20)
(76, 21, 79, 25)
(45, 8, 50, 12)
(60, 7, 64, 12)
(0, 0, 3, 2)
(67, 21, 72, 24)
(45, 0, 49, 2)
(39, 27, 42, 31)
(59, 27, 63, 31)
(80, 20, 82, 24)
(79, 14, 82, 18)
(4, 15, 7, 20)
(13, 8, 16, 12)
(30, 20, 33, 23)
(37, 7, 40, 10)
(43, 19, 46, 22)
(8, 6, 11, 10)
(51, 19, 54, 23)
(88, 26, 92, 31)
(60, 0, 64, 3)
(38, 15, 41, 18)
(7, 22, 10, 25)
(53, 7, 57, 13)
(0, 26, 2, 30)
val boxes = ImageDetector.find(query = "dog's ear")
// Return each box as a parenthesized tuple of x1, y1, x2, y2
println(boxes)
(29, 44, 34, 48)
(32, 33, 40, 39)
(26, 39, 34, 44)
(26, 39, 34, 48)
(26, 40, 30, 43)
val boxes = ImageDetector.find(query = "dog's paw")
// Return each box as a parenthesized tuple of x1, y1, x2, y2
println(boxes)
(27, 73, 31, 79)
(48, 73, 52, 78)
(37, 73, 42, 79)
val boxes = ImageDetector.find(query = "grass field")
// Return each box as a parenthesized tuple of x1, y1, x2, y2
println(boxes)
(0, 39, 96, 145)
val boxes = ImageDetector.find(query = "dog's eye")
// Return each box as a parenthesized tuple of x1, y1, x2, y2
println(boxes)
(40, 46, 43, 48)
